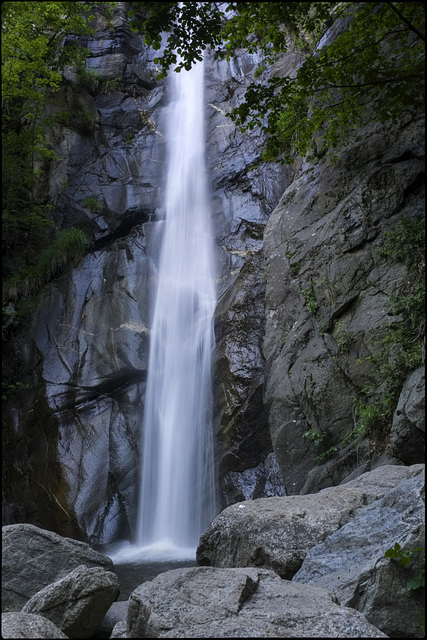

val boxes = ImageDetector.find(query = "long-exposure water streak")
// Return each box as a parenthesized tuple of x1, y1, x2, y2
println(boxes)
(134, 57, 217, 559)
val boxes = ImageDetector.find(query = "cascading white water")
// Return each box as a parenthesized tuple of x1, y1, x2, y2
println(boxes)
(134, 58, 217, 558)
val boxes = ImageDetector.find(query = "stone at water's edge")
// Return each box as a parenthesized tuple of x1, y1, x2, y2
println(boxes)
(195, 464, 425, 639)
(21, 565, 120, 639)
(1, 523, 115, 612)
(126, 566, 387, 638)
(196, 487, 371, 579)
(1, 613, 69, 640)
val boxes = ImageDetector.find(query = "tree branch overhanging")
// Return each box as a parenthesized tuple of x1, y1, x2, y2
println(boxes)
(385, 2, 425, 42)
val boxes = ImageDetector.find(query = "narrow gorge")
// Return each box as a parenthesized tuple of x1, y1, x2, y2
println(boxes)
(2, 3, 425, 638)
(2, 0, 424, 560)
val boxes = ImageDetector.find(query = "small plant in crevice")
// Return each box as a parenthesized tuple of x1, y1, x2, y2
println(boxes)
(286, 243, 301, 277)
(385, 543, 425, 591)
(290, 261, 301, 276)
(384, 542, 425, 635)
(318, 272, 336, 307)
(350, 388, 385, 444)
(262, 265, 269, 284)
(74, 66, 120, 95)
(302, 427, 326, 447)
(333, 319, 351, 353)
(254, 63, 267, 78)
(301, 281, 318, 313)
(82, 195, 102, 212)
(99, 77, 120, 94)
(124, 131, 134, 146)
(2, 379, 31, 402)
(302, 426, 337, 463)
(3, 228, 88, 327)
(314, 445, 338, 463)
(75, 108, 98, 135)
(75, 66, 101, 93)
(303, 373, 317, 398)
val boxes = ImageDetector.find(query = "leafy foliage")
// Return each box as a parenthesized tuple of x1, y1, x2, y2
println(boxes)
(351, 216, 425, 446)
(4, 227, 88, 326)
(128, 2, 424, 163)
(385, 542, 425, 591)
(5, 228, 88, 295)
(2, 2, 95, 282)
(128, 2, 224, 73)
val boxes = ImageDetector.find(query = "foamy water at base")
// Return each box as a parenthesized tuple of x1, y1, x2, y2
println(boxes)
(108, 539, 197, 564)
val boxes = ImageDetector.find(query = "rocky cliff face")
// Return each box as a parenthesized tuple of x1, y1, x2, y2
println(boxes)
(263, 113, 425, 495)
(2, 3, 424, 546)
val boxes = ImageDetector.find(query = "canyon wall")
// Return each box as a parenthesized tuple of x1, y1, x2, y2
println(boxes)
(2, 3, 424, 546)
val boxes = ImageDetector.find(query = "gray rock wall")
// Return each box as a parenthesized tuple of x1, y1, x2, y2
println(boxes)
(263, 113, 425, 494)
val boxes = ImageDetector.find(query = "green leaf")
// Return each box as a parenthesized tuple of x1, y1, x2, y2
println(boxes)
(407, 573, 425, 591)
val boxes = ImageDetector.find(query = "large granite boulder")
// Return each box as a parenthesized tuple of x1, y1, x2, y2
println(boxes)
(126, 566, 387, 638)
(21, 564, 119, 639)
(1, 613, 68, 639)
(196, 487, 370, 579)
(293, 467, 425, 638)
(1, 524, 115, 612)
(195, 464, 424, 637)
(196, 464, 422, 578)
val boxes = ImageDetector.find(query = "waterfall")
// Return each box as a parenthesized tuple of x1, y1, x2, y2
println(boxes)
(135, 57, 217, 558)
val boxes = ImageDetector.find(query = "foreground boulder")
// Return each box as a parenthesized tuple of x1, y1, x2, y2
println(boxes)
(293, 468, 425, 638)
(196, 487, 370, 578)
(21, 564, 119, 639)
(196, 464, 425, 637)
(1, 612, 68, 639)
(126, 566, 387, 638)
(197, 464, 423, 579)
(2, 523, 115, 611)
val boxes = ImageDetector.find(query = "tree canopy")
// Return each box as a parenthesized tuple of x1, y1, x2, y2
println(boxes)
(1, 1, 95, 277)
(129, 2, 425, 162)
